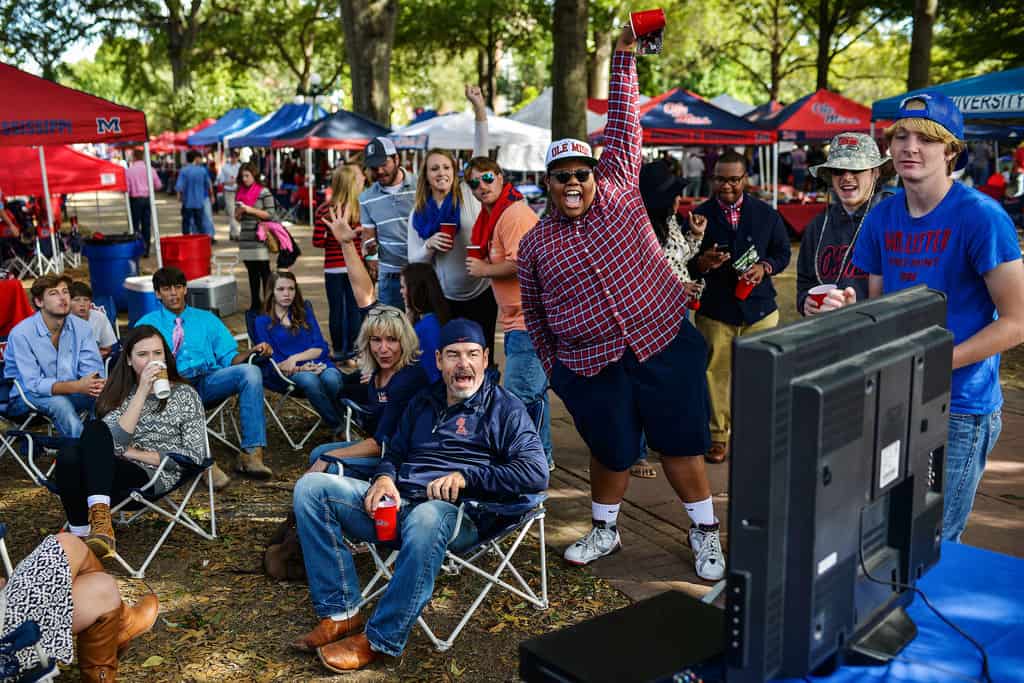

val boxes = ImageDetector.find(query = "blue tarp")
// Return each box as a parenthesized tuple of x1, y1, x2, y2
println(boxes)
(187, 108, 262, 146)
(270, 109, 390, 150)
(226, 103, 326, 148)
(872, 68, 1024, 122)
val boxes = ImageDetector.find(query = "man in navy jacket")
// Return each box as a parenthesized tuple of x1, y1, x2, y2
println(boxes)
(690, 150, 790, 464)
(291, 319, 548, 672)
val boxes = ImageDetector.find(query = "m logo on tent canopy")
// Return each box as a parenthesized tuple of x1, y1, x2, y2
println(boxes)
(96, 117, 122, 135)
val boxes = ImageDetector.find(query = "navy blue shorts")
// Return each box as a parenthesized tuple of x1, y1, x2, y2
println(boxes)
(550, 321, 711, 472)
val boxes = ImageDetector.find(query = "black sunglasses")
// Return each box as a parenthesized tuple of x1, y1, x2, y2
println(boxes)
(549, 168, 593, 184)
(467, 172, 497, 189)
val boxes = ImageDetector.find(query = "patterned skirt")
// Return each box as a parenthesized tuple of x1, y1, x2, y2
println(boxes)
(1, 535, 75, 677)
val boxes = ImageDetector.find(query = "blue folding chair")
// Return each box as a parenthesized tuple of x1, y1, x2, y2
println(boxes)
(0, 524, 60, 683)
(0, 339, 64, 488)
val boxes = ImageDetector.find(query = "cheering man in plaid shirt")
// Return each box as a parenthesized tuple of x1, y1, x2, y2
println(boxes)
(517, 26, 724, 580)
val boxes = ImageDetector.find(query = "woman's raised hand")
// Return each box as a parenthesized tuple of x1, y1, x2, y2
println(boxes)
(688, 213, 708, 237)
(465, 84, 486, 111)
(326, 204, 356, 243)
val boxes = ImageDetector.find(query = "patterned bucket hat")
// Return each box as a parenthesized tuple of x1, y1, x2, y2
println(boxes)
(809, 132, 892, 178)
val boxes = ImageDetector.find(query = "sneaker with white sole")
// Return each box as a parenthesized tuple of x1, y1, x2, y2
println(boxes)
(689, 522, 725, 581)
(564, 521, 622, 566)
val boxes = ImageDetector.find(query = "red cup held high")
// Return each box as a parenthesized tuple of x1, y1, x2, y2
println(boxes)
(630, 8, 666, 37)
(374, 497, 398, 542)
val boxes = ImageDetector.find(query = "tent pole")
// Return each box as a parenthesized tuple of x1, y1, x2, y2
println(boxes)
(994, 141, 999, 171)
(772, 141, 779, 209)
(123, 191, 132, 233)
(870, 121, 875, 138)
(143, 142, 163, 268)
(306, 146, 314, 231)
(38, 147, 60, 274)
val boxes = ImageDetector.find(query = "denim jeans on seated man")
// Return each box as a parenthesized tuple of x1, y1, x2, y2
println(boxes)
(503, 330, 552, 466)
(377, 271, 404, 311)
(943, 412, 1002, 542)
(192, 364, 267, 451)
(293, 474, 479, 656)
(7, 393, 94, 438)
(307, 441, 380, 478)
(266, 368, 344, 431)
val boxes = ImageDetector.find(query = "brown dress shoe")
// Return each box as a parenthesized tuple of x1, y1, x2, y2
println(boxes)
(86, 503, 116, 558)
(117, 594, 159, 654)
(291, 613, 365, 652)
(78, 604, 121, 682)
(236, 446, 273, 479)
(705, 441, 728, 464)
(317, 633, 380, 673)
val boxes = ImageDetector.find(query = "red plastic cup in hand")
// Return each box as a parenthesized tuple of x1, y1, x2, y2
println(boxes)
(466, 244, 484, 260)
(808, 284, 839, 307)
(374, 497, 398, 542)
(630, 8, 666, 37)
(735, 278, 756, 301)
(440, 222, 457, 239)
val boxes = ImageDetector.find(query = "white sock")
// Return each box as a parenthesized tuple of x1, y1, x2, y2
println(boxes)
(329, 607, 359, 622)
(87, 495, 111, 509)
(591, 502, 620, 527)
(69, 524, 91, 537)
(684, 497, 716, 527)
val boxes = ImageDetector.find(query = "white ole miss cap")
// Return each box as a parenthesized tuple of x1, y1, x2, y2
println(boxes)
(545, 138, 598, 168)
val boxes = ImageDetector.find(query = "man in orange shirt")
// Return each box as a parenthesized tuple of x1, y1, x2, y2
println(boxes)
(464, 158, 552, 469)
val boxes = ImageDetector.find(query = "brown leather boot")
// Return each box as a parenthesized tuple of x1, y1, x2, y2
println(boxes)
(210, 463, 232, 491)
(317, 633, 380, 672)
(78, 604, 121, 682)
(236, 447, 272, 479)
(117, 594, 159, 654)
(77, 543, 106, 576)
(291, 613, 365, 652)
(86, 503, 115, 558)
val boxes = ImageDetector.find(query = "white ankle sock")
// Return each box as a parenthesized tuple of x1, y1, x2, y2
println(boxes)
(684, 497, 716, 527)
(69, 524, 91, 537)
(329, 607, 359, 621)
(591, 502, 620, 527)
(87, 495, 111, 509)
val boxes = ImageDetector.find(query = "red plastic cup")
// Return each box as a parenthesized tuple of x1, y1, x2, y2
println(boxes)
(374, 498, 398, 542)
(735, 278, 756, 301)
(630, 9, 666, 37)
(466, 244, 484, 260)
(808, 284, 838, 307)
(439, 222, 457, 239)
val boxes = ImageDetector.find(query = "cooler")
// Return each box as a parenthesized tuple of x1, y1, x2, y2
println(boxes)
(161, 234, 211, 281)
(187, 275, 237, 317)
(123, 276, 160, 326)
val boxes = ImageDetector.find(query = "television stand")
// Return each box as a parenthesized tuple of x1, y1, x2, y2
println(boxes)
(846, 605, 918, 665)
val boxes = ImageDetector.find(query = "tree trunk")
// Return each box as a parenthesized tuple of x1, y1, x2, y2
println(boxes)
(907, 0, 938, 90)
(551, 0, 588, 140)
(479, 42, 499, 111)
(339, 0, 398, 126)
(815, 0, 831, 90)
(588, 27, 613, 100)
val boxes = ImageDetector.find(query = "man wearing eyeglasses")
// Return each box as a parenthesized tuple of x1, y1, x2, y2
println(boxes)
(517, 25, 725, 581)
(690, 150, 790, 465)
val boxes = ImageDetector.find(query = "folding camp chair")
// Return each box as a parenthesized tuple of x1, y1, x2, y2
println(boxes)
(352, 492, 549, 652)
(0, 524, 60, 683)
(0, 344, 67, 488)
(6, 428, 218, 579)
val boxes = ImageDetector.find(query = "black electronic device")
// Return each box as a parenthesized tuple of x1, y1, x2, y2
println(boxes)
(725, 286, 951, 681)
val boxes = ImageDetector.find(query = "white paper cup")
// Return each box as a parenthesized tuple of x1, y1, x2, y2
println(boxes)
(150, 361, 171, 399)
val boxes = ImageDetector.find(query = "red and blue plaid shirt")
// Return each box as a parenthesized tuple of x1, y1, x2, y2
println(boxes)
(517, 52, 686, 378)
(717, 194, 743, 230)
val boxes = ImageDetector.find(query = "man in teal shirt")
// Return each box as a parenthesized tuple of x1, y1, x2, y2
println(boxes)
(135, 267, 274, 487)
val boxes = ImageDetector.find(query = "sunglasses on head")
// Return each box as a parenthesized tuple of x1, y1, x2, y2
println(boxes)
(366, 306, 403, 320)
(549, 168, 592, 184)
(466, 172, 497, 189)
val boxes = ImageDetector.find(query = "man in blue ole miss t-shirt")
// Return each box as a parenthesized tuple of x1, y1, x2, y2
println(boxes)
(849, 93, 1024, 542)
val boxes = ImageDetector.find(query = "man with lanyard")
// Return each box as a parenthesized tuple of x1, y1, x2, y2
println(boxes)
(217, 149, 242, 240)
(359, 137, 415, 310)
(135, 267, 274, 489)
(517, 25, 725, 580)
(125, 149, 163, 258)
(850, 93, 1024, 542)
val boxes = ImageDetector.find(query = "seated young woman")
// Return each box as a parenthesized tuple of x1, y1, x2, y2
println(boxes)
(399, 262, 451, 383)
(1, 533, 159, 682)
(307, 306, 429, 479)
(55, 324, 207, 559)
(253, 270, 346, 435)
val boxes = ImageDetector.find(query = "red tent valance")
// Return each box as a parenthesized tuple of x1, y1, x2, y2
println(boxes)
(0, 146, 127, 196)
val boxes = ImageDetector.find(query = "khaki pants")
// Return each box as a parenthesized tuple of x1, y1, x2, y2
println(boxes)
(695, 310, 780, 442)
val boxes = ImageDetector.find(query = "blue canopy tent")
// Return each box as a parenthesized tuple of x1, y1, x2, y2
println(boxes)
(187, 108, 262, 146)
(226, 103, 326, 148)
(271, 109, 390, 151)
(872, 68, 1024, 124)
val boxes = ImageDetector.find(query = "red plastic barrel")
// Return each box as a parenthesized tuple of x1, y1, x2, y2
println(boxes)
(160, 235, 211, 280)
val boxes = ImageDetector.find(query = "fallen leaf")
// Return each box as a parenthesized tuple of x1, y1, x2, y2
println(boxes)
(141, 655, 164, 668)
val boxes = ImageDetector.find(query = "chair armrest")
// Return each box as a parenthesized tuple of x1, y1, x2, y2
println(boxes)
(0, 620, 41, 652)
(340, 398, 372, 416)
(11, 379, 38, 411)
(163, 451, 213, 474)
(265, 357, 295, 387)
(0, 522, 6, 543)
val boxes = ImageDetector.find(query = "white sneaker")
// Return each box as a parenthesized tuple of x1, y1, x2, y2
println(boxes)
(689, 523, 725, 581)
(564, 522, 621, 566)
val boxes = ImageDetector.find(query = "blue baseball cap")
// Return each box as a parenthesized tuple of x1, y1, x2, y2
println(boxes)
(893, 92, 968, 170)
(439, 318, 487, 350)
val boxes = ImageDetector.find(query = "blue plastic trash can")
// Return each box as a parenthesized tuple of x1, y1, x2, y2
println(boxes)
(82, 235, 143, 312)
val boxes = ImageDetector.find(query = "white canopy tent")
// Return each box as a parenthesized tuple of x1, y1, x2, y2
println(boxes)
(390, 112, 552, 171)
(710, 94, 756, 117)
(510, 87, 608, 135)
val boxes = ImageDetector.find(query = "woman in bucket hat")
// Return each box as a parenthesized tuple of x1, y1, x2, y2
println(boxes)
(796, 132, 894, 315)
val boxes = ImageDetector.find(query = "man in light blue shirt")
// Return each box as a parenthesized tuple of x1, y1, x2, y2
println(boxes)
(4, 274, 104, 437)
(135, 266, 274, 488)
(175, 150, 214, 237)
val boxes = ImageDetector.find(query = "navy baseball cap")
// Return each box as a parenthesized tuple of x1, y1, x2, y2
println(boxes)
(439, 319, 487, 350)
(893, 92, 968, 170)
(364, 136, 398, 168)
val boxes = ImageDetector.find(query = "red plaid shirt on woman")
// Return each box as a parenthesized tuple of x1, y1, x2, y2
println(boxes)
(517, 52, 686, 378)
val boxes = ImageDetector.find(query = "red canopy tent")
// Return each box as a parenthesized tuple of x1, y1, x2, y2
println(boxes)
(756, 89, 879, 142)
(0, 145, 126, 195)
(173, 118, 215, 147)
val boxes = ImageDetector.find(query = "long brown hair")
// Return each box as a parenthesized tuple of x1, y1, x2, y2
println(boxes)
(95, 325, 184, 417)
(414, 149, 464, 214)
(401, 263, 451, 326)
(263, 270, 310, 334)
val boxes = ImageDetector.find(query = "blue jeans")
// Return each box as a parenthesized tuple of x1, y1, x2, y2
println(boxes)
(293, 473, 478, 656)
(503, 330, 551, 465)
(7, 392, 94, 438)
(308, 441, 381, 478)
(192, 364, 266, 451)
(377, 271, 404, 311)
(325, 272, 362, 359)
(287, 368, 344, 429)
(943, 411, 1002, 542)
(181, 207, 204, 235)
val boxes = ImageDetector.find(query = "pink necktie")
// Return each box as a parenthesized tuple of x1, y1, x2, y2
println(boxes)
(172, 316, 184, 356)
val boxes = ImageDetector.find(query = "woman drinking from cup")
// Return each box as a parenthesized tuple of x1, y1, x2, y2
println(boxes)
(235, 162, 277, 312)
(797, 133, 894, 316)
(55, 325, 206, 559)
(253, 271, 347, 435)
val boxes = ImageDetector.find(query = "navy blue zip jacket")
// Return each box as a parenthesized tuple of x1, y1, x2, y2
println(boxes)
(372, 375, 549, 506)
(689, 193, 791, 326)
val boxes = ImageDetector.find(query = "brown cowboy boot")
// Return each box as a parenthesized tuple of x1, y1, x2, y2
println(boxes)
(210, 463, 232, 491)
(77, 542, 106, 576)
(78, 604, 121, 682)
(116, 594, 159, 655)
(291, 613, 365, 652)
(236, 446, 272, 479)
(86, 503, 115, 558)
(317, 633, 380, 673)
